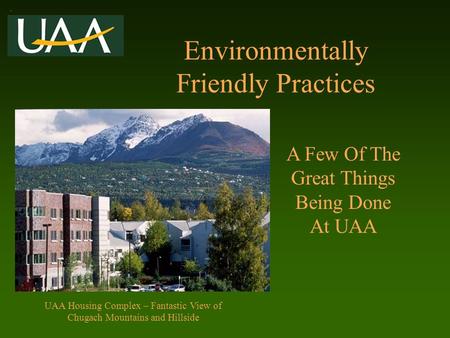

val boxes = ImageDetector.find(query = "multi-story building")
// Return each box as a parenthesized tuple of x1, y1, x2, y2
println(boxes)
(15, 190, 109, 291)
(16, 189, 270, 291)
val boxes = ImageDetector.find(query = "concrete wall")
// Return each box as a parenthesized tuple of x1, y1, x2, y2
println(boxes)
(92, 196, 110, 285)
(190, 221, 214, 267)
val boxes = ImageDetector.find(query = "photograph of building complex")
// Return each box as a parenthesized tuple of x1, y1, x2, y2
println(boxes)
(15, 109, 270, 292)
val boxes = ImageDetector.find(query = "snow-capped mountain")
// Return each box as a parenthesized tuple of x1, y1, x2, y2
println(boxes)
(15, 113, 269, 166)
(119, 114, 161, 149)
(140, 114, 210, 146)
(75, 114, 159, 162)
(15, 142, 80, 166)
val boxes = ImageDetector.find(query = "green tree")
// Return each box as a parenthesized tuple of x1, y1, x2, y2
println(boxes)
(116, 251, 144, 278)
(131, 201, 146, 221)
(208, 183, 268, 291)
(144, 221, 170, 253)
(144, 191, 170, 220)
(170, 199, 189, 220)
(122, 207, 133, 221)
(183, 259, 200, 276)
(258, 193, 269, 215)
(111, 200, 125, 221)
(63, 253, 78, 290)
(195, 202, 213, 220)
(143, 221, 172, 276)
(186, 278, 206, 291)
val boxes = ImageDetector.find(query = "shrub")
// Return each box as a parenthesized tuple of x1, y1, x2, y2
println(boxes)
(205, 276, 233, 291)
(186, 278, 206, 291)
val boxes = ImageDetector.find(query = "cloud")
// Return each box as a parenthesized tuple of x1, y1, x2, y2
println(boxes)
(53, 109, 138, 131)
(53, 110, 86, 131)
(16, 109, 270, 145)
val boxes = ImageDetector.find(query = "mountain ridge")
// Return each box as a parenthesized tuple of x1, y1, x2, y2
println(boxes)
(15, 114, 269, 167)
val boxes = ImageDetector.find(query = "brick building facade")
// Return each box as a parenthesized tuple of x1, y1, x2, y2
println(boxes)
(15, 190, 109, 291)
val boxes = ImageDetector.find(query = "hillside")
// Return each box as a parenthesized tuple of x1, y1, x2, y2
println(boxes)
(15, 161, 270, 206)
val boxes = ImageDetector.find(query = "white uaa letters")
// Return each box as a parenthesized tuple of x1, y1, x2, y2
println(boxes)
(17, 18, 46, 53)
(77, 18, 111, 53)
(17, 17, 111, 54)
(44, 18, 78, 53)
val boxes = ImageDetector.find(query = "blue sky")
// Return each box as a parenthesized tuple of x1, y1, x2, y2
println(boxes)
(15, 109, 270, 145)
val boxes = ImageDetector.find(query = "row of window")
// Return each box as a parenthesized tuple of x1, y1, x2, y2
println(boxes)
(22, 251, 91, 265)
(15, 207, 47, 217)
(69, 209, 92, 220)
(70, 230, 93, 241)
(15, 207, 93, 220)
(15, 230, 93, 241)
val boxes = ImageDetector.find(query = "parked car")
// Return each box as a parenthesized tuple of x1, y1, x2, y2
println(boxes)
(127, 284, 142, 292)
(165, 284, 185, 292)
(141, 284, 156, 292)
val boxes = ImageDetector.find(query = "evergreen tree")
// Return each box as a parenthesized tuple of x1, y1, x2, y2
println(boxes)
(208, 183, 267, 291)
(258, 193, 269, 215)
(195, 202, 213, 219)
(110, 200, 125, 221)
(170, 199, 189, 220)
(131, 201, 146, 221)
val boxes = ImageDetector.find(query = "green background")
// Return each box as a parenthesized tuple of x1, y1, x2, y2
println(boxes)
(1, 2, 449, 337)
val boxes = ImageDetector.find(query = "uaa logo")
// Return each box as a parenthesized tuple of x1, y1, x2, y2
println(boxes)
(8, 15, 123, 56)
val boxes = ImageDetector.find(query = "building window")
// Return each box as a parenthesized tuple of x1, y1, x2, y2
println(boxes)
(33, 230, 46, 240)
(76, 231, 81, 240)
(89, 231, 92, 240)
(50, 252, 57, 263)
(88, 211, 92, 219)
(60, 231, 64, 241)
(82, 210, 87, 219)
(181, 238, 191, 251)
(59, 209, 63, 219)
(50, 230, 57, 241)
(70, 209, 74, 219)
(75, 209, 81, 219)
(51, 277, 58, 288)
(32, 206, 45, 217)
(50, 208, 57, 218)
(33, 253, 46, 264)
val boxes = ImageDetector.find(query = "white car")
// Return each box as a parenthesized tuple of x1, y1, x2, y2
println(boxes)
(166, 284, 185, 292)
(128, 284, 142, 292)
